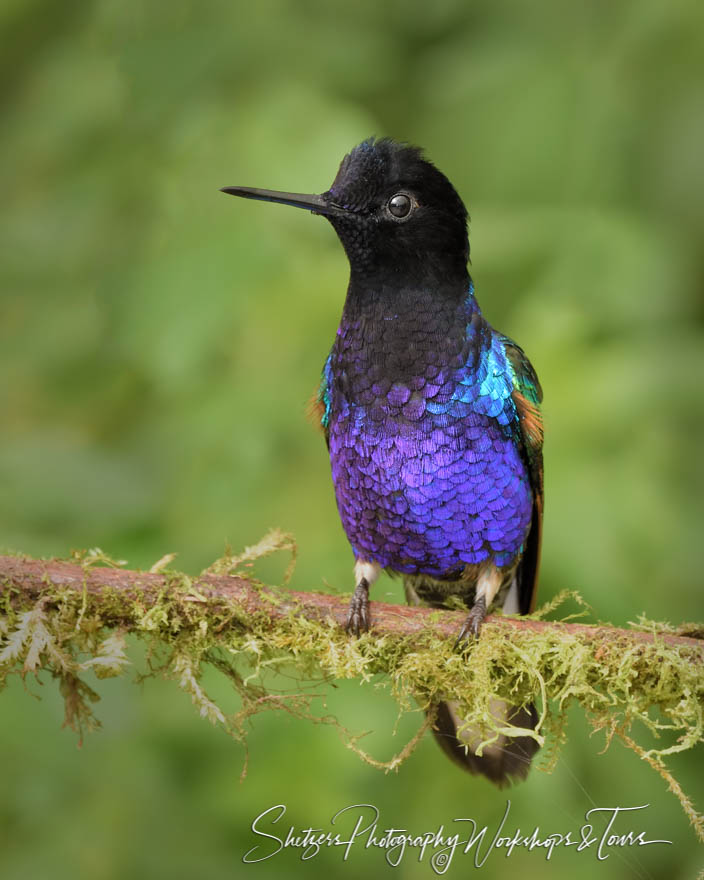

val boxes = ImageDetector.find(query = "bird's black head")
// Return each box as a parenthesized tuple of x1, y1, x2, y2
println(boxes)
(222, 138, 470, 286)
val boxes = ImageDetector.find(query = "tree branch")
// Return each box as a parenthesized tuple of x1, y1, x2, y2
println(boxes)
(1, 551, 703, 839)
(0, 554, 702, 655)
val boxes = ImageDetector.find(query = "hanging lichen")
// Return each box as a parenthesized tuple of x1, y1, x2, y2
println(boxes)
(0, 531, 702, 842)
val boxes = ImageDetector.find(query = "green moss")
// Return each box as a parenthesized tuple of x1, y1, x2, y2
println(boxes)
(1, 533, 702, 840)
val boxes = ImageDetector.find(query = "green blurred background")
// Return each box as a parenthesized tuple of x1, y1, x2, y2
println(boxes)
(1, 0, 703, 877)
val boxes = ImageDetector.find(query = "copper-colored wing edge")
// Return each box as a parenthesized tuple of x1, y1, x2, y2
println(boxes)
(513, 390, 544, 614)
(305, 389, 326, 432)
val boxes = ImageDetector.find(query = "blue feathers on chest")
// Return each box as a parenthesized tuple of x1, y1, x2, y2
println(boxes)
(321, 284, 533, 577)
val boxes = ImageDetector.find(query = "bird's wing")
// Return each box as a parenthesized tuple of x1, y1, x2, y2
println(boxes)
(500, 336, 544, 613)
(306, 353, 332, 448)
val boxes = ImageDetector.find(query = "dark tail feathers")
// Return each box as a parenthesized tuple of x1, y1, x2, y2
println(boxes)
(430, 699, 540, 787)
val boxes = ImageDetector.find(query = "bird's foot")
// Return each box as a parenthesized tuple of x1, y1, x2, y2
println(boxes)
(455, 594, 487, 647)
(345, 577, 370, 636)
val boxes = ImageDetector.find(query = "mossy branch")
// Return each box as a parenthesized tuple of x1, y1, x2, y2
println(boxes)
(1, 538, 702, 842)
(1, 553, 702, 652)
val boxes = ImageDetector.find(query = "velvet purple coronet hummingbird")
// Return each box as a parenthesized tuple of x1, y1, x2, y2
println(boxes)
(221, 138, 544, 786)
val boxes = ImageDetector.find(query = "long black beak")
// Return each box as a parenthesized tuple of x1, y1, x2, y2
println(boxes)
(219, 186, 348, 218)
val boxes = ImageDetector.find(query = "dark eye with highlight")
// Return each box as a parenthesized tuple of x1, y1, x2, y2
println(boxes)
(387, 193, 414, 219)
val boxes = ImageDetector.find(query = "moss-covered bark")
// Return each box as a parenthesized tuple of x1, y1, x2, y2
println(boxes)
(1, 533, 702, 840)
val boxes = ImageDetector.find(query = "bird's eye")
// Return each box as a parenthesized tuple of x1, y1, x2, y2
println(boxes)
(387, 193, 414, 220)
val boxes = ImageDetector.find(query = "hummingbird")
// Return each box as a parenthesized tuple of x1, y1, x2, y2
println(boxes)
(221, 137, 544, 786)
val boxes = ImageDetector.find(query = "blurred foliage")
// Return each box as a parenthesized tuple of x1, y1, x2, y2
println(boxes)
(0, 0, 703, 878)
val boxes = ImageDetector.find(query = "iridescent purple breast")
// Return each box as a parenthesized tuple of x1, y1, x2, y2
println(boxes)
(323, 289, 533, 577)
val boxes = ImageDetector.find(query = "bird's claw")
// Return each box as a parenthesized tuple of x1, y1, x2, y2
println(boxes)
(345, 578, 370, 637)
(455, 595, 487, 648)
